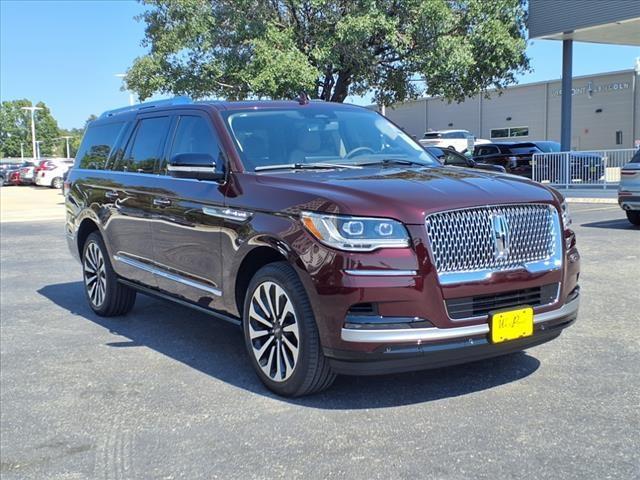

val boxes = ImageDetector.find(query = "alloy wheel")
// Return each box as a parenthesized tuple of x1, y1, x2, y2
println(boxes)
(84, 242, 107, 307)
(248, 281, 300, 382)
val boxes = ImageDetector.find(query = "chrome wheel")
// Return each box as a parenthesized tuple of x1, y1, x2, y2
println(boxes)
(248, 281, 300, 382)
(84, 241, 107, 307)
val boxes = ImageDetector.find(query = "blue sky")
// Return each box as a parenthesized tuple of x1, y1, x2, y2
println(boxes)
(2, 0, 639, 129)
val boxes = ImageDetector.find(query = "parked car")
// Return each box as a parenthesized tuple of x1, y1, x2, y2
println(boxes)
(34, 159, 73, 188)
(0, 161, 24, 186)
(419, 129, 476, 152)
(424, 146, 506, 173)
(66, 98, 580, 397)
(528, 141, 605, 184)
(472, 142, 543, 178)
(6, 168, 23, 186)
(618, 148, 640, 226)
(17, 161, 37, 185)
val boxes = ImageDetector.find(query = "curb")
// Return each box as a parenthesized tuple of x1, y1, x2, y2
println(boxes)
(565, 197, 617, 204)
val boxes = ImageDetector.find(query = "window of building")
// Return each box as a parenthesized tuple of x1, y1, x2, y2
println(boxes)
(75, 122, 125, 169)
(115, 116, 171, 173)
(615, 130, 623, 145)
(490, 127, 529, 139)
(490, 128, 509, 139)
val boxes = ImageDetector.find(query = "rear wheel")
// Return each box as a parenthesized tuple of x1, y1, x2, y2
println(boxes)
(51, 177, 63, 189)
(626, 210, 640, 226)
(82, 232, 136, 316)
(243, 262, 335, 397)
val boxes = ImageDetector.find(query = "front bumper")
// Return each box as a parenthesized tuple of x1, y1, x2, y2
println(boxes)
(326, 292, 579, 376)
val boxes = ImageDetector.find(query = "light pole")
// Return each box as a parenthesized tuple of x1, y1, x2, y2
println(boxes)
(21, 106, 42, 160)
(115, 73, 135, 105)
(59, 136, 73, 158)
(35, 140, 42, 159)
(20, 142, 24, 159)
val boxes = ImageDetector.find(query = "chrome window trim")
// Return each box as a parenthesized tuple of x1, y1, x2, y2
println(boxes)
(114, 254, 222, 296)
(344, 269, 417, 276)
(341, 294, 579, 343)
(425, 203, 563, 286)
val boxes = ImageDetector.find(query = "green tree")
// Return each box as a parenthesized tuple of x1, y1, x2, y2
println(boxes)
(0, 99, 61, 158)
(125, 0, 529, 105)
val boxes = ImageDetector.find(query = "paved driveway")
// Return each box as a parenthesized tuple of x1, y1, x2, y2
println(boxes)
(1, 204, 638, 479)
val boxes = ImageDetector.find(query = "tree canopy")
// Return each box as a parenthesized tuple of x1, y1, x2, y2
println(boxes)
(125, 0, 530, 105)
(0, 100, 93, 159)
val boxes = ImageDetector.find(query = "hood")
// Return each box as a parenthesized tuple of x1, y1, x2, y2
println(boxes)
(251, 165, 558, 224)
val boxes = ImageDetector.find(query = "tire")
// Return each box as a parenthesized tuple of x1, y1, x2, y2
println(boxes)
(82, 232, 136, 316)
(626, 210, 640, 226)
(51, 177, 63, 189)
(242, 262, 335, 397)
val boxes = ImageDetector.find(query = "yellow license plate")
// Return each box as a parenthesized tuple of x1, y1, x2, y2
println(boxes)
(490, 307, 534, 344)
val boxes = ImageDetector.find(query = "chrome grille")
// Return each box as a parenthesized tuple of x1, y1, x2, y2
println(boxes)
(425, 204, 561, 284)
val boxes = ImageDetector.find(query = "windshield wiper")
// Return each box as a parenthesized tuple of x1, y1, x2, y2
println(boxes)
(354, 158, 429, 168)
(255, 162, 362, 172)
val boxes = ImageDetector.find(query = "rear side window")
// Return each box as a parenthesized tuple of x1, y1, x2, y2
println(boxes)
(162, 115, 221, 174)
(114, 117, 171, 173)
(75, 122, 125, 169)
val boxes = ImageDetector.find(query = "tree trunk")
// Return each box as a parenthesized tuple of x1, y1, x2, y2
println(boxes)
(330, 71, 351, 102)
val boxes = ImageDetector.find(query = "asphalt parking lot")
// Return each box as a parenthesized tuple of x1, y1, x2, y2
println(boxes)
(1, 201, 638, 479)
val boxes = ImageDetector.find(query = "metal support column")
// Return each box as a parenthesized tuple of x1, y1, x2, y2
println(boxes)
(561, 39, 573, 151)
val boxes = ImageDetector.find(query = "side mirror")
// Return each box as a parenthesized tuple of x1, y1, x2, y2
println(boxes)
(167, 153, 224, 181)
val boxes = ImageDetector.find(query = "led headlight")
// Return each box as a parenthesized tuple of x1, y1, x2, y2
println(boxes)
(300, 212, 410, 252)
(560, 199, 571, 228)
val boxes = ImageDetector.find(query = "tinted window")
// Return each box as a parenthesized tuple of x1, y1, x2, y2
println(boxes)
(443, 151, 468, 166)
(424, 132, 441, 139)
(504, 145, 541, 155)
(476, 146, 499, 156)
(115, 117, 171, 173)
(163, 115, 220, 173)
(75, 122, 125, 169)
(535, 141, 560, 153)
(426, 147, 445, 159)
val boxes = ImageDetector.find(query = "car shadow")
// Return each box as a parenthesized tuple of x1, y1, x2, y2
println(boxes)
(38, 281, 541, 409)
(580, 219, 638, 230)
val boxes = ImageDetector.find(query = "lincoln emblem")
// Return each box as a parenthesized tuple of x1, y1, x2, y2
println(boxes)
(491, 214, 511, 260)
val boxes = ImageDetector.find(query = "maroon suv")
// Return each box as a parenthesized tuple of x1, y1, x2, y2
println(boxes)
(65, 98, 580, 396)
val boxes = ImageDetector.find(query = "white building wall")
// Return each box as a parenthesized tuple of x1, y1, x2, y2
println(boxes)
(382, 69, 637, 151)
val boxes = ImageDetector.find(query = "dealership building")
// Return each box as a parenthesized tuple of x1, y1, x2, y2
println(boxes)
(383, 67, 640, 151)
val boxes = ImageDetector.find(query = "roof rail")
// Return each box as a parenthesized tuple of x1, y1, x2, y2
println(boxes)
(99, 96, 192, 118)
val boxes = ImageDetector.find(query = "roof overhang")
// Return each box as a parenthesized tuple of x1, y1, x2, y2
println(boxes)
(539, 17, 640, 46)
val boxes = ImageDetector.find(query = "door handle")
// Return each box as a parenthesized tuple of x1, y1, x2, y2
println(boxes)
(153, 197, 172, 207)
(105, 190, 119, 200)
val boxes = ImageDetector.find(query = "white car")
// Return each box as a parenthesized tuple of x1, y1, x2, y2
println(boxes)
(34, 159, 73, 189)
(618, 149, 640, 226)
(419, 129, 484, 153)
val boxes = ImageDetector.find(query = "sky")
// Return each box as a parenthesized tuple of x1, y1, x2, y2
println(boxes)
(1, 0, 639, 130)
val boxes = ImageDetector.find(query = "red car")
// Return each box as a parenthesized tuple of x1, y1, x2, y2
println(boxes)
(66, 98, 580, 396)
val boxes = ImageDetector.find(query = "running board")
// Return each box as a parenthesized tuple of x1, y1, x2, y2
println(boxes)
(118, 278, 241, 327)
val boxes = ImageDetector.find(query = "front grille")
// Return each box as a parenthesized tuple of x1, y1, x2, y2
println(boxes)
(446, 283, 559, 320)
(425, 204, 558, 279)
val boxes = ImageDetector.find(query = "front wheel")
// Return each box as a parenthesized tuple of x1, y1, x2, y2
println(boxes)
(82, 232, 136, 316)
(626, 210, 640, 226)
(243, 262, 335, 397)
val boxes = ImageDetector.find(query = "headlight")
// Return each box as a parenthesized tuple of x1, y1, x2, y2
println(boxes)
(560, 200, 571, 228)
(300, 212, 410, 252)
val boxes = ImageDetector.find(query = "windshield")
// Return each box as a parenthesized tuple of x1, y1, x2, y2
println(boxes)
(222, 107, 438, 171)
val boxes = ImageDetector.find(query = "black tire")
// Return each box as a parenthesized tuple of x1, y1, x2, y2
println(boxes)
(242, 262, 335, 397)
(82, 232, 136, 316)
(51, 177, 63, 189)
(626, 210, 640, 226)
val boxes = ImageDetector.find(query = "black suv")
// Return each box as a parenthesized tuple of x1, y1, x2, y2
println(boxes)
(66, 98, 580, 396)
